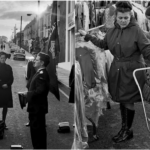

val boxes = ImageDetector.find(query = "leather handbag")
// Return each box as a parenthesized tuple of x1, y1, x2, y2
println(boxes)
(18, 92, 27, 109)
(143, 69, 150, 104)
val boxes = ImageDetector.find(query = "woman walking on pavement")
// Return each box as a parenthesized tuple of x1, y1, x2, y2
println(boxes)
(0, 52, 14, 129)
(79, 1, 150, 143)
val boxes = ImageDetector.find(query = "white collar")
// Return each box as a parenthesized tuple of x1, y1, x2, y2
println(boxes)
(37, 67, 45, 73)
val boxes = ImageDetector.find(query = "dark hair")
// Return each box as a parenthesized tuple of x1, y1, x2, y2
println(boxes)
(116, 1, 132, 13)
(38, 52, 50, 67)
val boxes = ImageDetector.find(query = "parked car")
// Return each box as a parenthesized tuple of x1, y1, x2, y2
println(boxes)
(10, 45, 19, 53)
(13, 49, 26, 60)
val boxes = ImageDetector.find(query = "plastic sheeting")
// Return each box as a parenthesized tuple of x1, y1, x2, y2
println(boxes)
(71, 61, 88, 150)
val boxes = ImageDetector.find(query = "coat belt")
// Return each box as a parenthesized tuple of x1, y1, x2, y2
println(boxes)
(114, 55, 141, 62)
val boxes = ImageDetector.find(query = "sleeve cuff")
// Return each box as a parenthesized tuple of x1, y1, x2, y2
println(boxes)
(84, 34, 92, 42)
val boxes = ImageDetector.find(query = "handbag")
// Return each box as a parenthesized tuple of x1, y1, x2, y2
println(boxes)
(143, 69, 150, 104)
(18, 92, 27, 109)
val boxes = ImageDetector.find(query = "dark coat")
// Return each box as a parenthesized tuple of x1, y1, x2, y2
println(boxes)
(76, 47, 96, 89)
(85, 18, 150, 103)
(69, 64, 75, 103)
(27, 68, 49, 114)
(26, 60, 36, 90)
(0, 63, 13, 107)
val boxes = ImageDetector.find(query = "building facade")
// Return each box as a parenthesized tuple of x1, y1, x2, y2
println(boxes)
(22, 1, 75, 71)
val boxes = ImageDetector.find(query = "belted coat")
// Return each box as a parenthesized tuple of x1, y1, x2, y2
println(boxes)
(0, 63, 14, 107)
(85, 18, 150, 103)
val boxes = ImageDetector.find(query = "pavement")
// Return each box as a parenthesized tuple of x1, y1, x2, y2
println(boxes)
(87, 102, 150, 149)
(0, 43, 74, 149)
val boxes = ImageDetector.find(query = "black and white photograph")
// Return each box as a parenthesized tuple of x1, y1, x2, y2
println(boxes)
(0, 0, 74, 149)
(75, 0, 150, 149)
(1, 0, 150, 149)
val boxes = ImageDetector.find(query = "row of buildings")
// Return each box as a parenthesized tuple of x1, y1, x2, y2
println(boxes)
(0, 36, 8, 43)
(13, 1, 75, 71)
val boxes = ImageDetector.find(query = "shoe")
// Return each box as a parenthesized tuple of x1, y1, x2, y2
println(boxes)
(112, 125, 125, 141)
(113, 129, 133, 143)
(25, 122, 30, 127)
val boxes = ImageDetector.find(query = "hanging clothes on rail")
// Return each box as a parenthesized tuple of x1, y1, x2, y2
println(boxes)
(131, 2, 147, 31)
(83, 1, 90, 31)
(89, 1, 96, 28)
(76, 44, 96, 89)
(103, 4, 116, 31)
(75, 2, 84, 32)
(76, 32, 113, 126)
(95, 9, 105, 26)
(72, 61, 88, 150)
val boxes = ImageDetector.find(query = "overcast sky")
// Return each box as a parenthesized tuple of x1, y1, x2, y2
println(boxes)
(0, 0, 52, 40)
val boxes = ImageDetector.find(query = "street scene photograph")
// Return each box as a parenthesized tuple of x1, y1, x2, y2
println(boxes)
(75, 0, 150, 149)
(0, 0, 74, 149)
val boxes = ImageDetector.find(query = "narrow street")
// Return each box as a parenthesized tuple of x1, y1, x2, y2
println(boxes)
(0, 43, 74, 149)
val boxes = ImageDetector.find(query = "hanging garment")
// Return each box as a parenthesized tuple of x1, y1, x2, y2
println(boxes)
(71, 61, 88, 150)
(89, 1, 96, 28)
(75, 2, 84, 32)
(69, 64, 75, 103)
(83, 1, 90, 31)
(76, 36, 113, 126)
(96, 9, 105, 26)
(94, 1, 106, 9)
(104, 5, 115, 29)
(95, 10, 102, 26)
(132, 2, 147, 31)
(76, 46, 96, 89)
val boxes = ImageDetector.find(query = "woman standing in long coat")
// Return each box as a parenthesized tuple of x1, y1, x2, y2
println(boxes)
(0, 52, 14, 129)
(79, 1, 150, 143)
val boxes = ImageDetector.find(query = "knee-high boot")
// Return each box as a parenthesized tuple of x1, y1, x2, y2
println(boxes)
(113, 107, 135, 143)
(112, 104, 126, 141)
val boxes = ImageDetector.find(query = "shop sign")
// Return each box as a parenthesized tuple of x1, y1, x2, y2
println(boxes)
(68, 11, 75, 30)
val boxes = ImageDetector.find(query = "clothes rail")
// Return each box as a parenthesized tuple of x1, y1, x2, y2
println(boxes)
(75, 24, 105, 36)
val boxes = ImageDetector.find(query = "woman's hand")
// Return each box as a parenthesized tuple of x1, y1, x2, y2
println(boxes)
(78, 30, 87, 36)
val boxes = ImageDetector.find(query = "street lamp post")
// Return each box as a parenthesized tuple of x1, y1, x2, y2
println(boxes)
(20, 16, 22, 49)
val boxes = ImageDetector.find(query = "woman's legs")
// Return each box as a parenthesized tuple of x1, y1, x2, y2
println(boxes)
(86, 117, 99, 141)
(113, 103, 135, 143)
(2, 107, 8, 129)
(2, 107, 8, 122)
